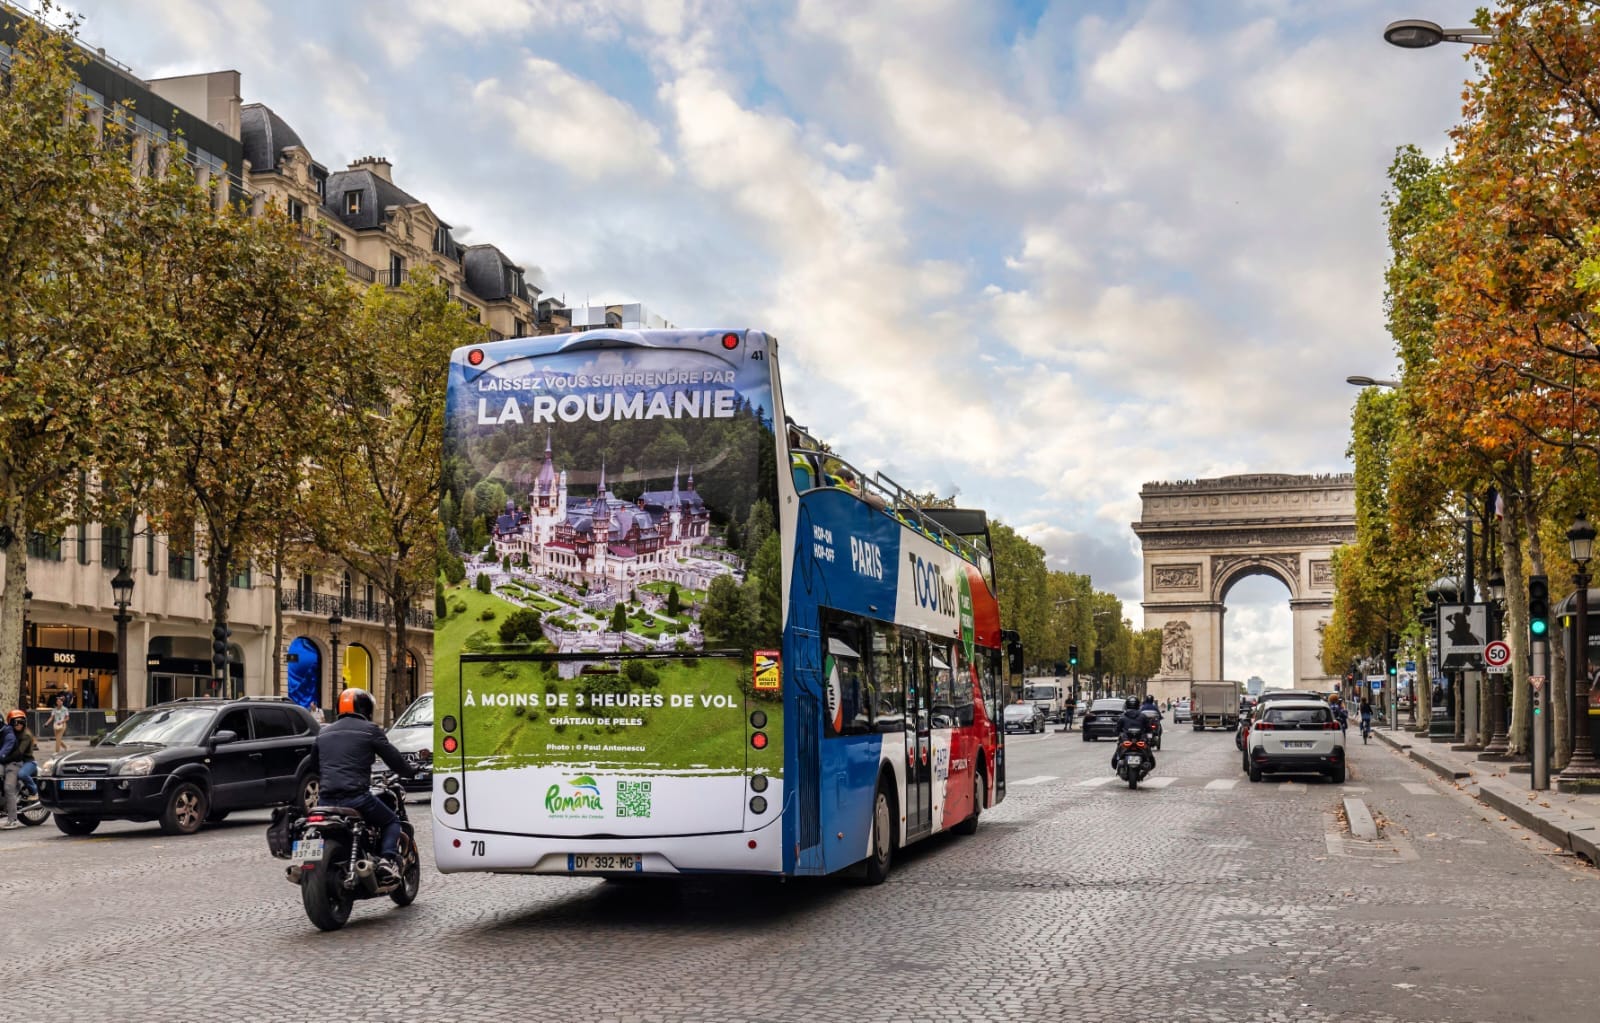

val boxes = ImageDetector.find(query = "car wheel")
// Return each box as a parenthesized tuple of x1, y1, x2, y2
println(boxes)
(1082, 731, 1091, 742)
(54, 814, 99, 836)
(1331, 766, 1346, 784)
(862, 782, 895, 885)
(297, 773, 321, 814)
(1248, 764, 1263, 783)
(159, 782, 207, 835)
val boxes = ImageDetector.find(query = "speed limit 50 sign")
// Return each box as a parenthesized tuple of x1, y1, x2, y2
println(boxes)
(1485, 640, 1511, 673)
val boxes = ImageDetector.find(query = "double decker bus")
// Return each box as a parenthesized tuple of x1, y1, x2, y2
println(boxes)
(433, 329, 1012, 882)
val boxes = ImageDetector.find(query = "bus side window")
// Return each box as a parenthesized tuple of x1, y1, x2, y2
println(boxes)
(951, 647, 975, 727)
(871, 622, 903, 733)
(978, 648, 999, 713)
(822, 611, 872, 736)
(929, 640, 956, 728)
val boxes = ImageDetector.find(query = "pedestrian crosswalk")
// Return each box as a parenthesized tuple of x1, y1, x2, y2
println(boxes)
(1005, 773, 1444, 795)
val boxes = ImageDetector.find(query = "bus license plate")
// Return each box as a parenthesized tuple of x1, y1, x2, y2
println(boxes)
(567, 854, 642, 872)
(292, 839, 325, 861)
(61, 779, 97, 791)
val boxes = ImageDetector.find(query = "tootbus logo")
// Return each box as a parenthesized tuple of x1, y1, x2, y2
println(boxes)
(908, 553, 956, 618)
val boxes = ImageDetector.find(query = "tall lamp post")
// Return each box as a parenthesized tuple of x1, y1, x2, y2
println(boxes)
(327, 611, 344, 720)
(1557, 513, 1600, 789)
(110, 565, 134, 719)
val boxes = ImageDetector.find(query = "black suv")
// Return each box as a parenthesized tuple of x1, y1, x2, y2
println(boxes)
(38, 697, 321, 837)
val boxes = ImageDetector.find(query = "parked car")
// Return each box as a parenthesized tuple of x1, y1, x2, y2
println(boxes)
(1003, 701, 1048, 734)
(37, 697, 321, 836)
(1245, 699, 1346, 783)
(1173, 698, 1192, 723)
(1080, 698, 1129, 742)
(381, 692, 434, 791)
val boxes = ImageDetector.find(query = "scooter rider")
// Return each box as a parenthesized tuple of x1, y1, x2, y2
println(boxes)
(305, 688, 416, 883)
(1110, 696, 1156, 773)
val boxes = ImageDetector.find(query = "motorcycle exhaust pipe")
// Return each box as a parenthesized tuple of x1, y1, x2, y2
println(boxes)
(354, 858, 384, 893)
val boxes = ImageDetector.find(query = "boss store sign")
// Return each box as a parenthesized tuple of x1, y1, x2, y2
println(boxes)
(26, 647, 118, 671)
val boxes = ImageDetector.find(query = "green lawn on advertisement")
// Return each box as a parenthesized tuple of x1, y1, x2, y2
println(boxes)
(459, 656, 783, 775)
(640, 581, 708, 605)
(434, 582, 533, 706)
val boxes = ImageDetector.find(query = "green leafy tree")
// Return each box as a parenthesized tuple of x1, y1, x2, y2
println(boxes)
(610, 602, 628, 632)
(498, 608, 542, 645)
(666, 584, 681, 617)
(701, 574, 754, 649)
(476, 573, 491, 594)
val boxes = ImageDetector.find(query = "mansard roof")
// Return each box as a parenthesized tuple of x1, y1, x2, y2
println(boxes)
(240, 103, 305, 173)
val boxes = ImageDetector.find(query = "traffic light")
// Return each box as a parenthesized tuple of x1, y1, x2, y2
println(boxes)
(1053, 661, 1066, 676)
(1387, 650, 1398, 677)
(1529, 575, 1549, 638)
(212, 621, 232, 669)
(1068, 644, 1079, 667)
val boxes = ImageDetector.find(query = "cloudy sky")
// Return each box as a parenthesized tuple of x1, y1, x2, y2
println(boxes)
(56, 0, 1483, 684)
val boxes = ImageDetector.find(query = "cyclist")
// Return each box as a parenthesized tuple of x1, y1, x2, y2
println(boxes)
(1358, 697, 1374, 743)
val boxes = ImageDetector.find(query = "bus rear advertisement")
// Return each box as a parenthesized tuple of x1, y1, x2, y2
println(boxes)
(434, 328, 1007, 882)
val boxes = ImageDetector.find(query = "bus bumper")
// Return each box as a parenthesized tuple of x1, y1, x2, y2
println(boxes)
(432, 820, 785, 876)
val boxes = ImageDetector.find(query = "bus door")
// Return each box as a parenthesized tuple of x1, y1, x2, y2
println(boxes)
(903, 636, 932, 840)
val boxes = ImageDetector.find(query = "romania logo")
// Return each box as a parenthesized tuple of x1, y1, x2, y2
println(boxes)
(545, 775, 604, 816)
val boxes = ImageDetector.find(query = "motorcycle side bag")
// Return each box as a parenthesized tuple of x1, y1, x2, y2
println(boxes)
(266, 806, 297, 859)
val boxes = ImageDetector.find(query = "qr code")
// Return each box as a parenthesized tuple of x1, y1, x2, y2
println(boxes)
(616, 780, 652, 818)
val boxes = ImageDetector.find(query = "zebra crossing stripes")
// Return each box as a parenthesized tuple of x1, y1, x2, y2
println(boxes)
(1008, 775, 1058, 787)
(1204, 779, 1238, 791)
(1076, 776, 1118, 787)
(1140, 776, 1177, 789)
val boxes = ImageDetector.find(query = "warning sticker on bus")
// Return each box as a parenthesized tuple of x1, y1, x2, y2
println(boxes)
(754, 650, 781, 691)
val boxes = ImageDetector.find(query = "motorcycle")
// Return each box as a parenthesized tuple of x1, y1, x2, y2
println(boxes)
(1115, 733, 1154, 789)
(270, 771, 420, 931)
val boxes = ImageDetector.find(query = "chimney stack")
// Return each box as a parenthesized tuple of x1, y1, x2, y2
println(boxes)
(348, 155, 393, 182)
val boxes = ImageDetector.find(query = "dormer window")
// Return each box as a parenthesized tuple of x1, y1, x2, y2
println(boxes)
(433, 225, 451, 254)
(344, 190, 361, 215)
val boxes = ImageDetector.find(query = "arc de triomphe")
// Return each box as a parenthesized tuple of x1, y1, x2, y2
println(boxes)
(1131, 474, 1355, 699)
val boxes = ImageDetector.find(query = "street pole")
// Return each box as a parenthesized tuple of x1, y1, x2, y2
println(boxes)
(1533, 631, 1550, 791)
(1557, 536, 1600, 789)
(1484, 575, 1510, 757)
(110, 564, 134, 721)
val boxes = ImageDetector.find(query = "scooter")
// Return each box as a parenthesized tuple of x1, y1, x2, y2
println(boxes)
(10, 785, 50, 827)
(1115, 734, 1154, 790)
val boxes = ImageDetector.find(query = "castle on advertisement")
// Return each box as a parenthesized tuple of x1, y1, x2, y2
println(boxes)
(492, 434, 720, 594)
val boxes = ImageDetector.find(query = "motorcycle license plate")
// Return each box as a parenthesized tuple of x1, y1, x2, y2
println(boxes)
(292, 839, 325, 861)
(1125, 755, 1142, 765)
(567, 854, 642, 872)
(61, 779, 97, 791)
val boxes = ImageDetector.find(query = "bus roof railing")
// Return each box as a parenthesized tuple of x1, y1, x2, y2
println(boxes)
(792, 444, 993, 577)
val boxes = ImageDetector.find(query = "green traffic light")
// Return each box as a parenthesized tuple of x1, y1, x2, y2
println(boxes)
(1532, 619, 1548, 636)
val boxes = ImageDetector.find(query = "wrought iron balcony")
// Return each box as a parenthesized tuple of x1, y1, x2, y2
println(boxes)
(281, 590, 433, 630)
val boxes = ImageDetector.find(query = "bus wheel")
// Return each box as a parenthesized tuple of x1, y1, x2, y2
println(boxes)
(863, 783, 894, 885)
(953, 768, 982, 836)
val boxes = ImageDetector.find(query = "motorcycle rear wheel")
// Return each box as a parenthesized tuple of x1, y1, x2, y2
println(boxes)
(1127, 773, 1138, 790)
(301, 842, 353, 931)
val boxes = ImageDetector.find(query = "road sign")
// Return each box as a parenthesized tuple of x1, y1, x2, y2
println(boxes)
(1371, 679, 1383, 691)
(1405, 661, 1416, 672)
(1485, 640, 1511, 667)
(1531, 675, 1545, 694)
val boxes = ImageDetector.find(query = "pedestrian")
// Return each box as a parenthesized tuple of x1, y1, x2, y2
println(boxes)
(50, 694, 69, 753)
(1059, 695, 1076, 733)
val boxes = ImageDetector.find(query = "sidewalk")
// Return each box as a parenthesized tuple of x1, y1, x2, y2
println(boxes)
(1375, 726, 1600, 865)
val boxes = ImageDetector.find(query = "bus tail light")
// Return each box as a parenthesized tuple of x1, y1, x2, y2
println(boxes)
(751, 732, 768, 750)
(721, 332, 739, 350)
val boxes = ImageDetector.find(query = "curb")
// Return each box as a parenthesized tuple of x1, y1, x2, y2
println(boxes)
(1372, 729, 1472, 780)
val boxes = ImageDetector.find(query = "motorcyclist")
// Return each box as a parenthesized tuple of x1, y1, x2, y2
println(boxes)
(2, 709, 34, 829)
(304, 689, 416, 883)
(1330, 694, 1349, 734)
(1140, 694, 1163, 719)
(1111, 696, 1156, 773)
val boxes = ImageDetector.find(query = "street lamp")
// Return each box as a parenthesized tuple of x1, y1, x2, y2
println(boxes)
(1345, 375, 1400, 388)
(1558, 512, 1600, 789)
(1483, 568, 1510, 756)
(327, 611, 344, 720)
(110, 564, 134, 719)
(1383, 19, 1497, 48)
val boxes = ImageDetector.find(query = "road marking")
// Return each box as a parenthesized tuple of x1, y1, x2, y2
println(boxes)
(1142, 776, 1177, 788)
(1076, 776, 1117, 787)
(1204, 779, 1238, 791)
(1343, 786, 1371, 793)
(1280, 782, 1307, 793)
(1009, 775, 1058, 787)
(1401, 782, 1436, 796)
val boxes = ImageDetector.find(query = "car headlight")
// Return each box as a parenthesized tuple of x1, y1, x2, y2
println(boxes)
(39, 758, 58, 777)
(118, 756, 156, 776)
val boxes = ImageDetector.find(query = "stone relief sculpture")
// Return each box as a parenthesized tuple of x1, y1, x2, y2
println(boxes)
(1161, 620, 1193, 676)
(1151, 564, 1200, 591)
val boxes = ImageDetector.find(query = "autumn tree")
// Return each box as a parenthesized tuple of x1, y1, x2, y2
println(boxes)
(302, 274, 482, 719)
(0, 6, 148, 711)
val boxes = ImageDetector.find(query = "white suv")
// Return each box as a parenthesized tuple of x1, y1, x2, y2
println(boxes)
(1246, 699, 1346, 784)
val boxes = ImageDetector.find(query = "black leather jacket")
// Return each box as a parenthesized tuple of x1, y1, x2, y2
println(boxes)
(306, 714, 415, 799)
(1116, 708, 1151, 739)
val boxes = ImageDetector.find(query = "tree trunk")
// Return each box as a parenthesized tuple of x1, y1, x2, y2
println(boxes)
(1554, 629, 1571, 770)
(1414, 650, 1432, 736)
(206, 536, 234, 698)
(0, 491, 28, 714)
(1504, 497, 1531, 756)
(271, 551, 284, 698)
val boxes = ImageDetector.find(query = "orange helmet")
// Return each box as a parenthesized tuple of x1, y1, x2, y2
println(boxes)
(5, 709, 25, 724)
(337, 687, 375, 720)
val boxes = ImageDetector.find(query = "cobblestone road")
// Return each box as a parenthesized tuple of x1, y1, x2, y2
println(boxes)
(3, 722, 1596, 1022)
